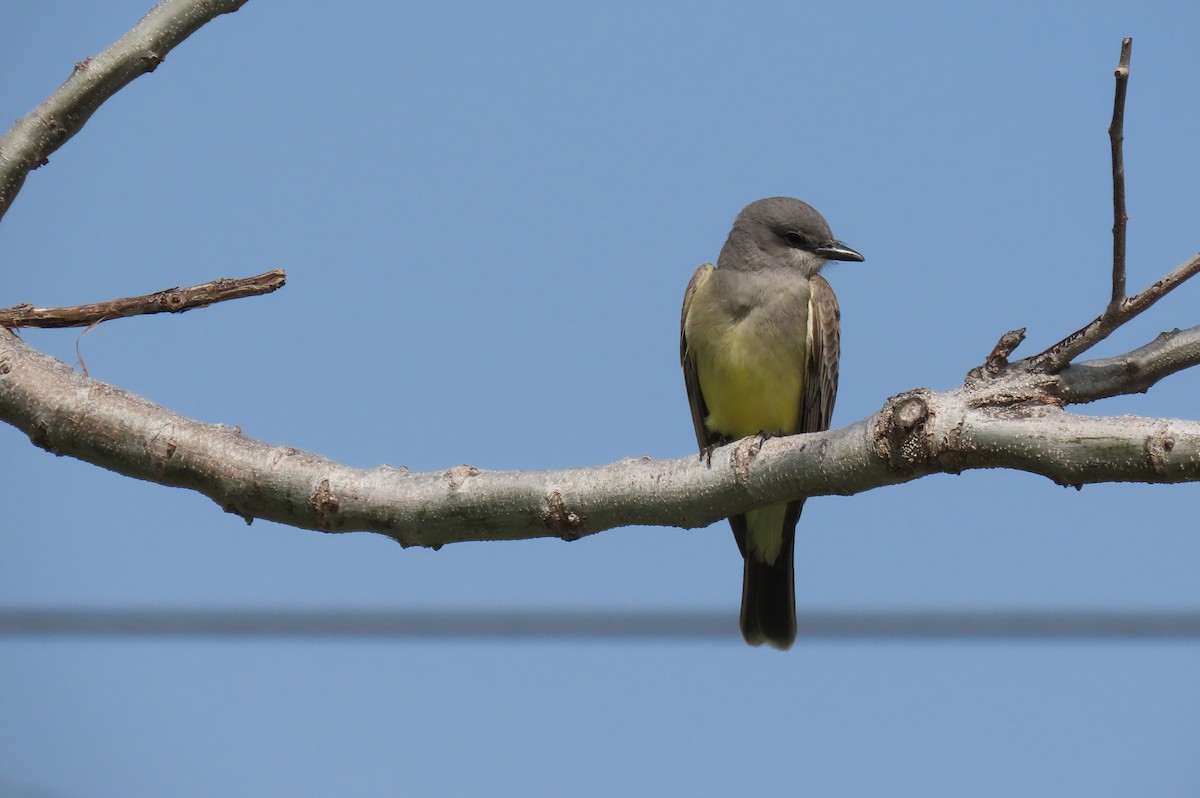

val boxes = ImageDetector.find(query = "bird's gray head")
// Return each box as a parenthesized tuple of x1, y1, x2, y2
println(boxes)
(717, 196, 864, 276)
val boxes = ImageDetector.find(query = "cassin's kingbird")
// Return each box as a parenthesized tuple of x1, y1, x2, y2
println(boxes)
(681, 197, 863, 650)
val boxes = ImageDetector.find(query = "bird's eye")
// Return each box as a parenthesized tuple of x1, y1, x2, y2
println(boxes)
(783, 231, 807, 249)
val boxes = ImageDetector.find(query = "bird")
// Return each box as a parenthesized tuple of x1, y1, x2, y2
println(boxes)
(680, 197, 864, 650)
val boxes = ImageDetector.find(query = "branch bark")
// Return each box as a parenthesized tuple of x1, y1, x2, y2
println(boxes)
(0, 0, 249, 223)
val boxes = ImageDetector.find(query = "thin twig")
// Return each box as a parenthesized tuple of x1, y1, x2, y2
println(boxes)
(1109, 37, 1133, 309)
(0, 269, 286, 329)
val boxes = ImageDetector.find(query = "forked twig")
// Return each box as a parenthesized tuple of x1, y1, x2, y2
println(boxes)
(1024, 38, 1200, 374)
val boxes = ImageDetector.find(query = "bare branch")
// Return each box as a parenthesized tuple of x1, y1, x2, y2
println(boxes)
(0, 270, 286, 329)
(0, 0, 249, 223)
(3, 327, 1200, 549)
(1109, 38, 1132, 309)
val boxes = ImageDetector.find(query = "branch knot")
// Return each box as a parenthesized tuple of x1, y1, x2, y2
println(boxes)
(309, 478, 340, 530)
(874, 390, 933, 471)
(543, 491, 585, 540)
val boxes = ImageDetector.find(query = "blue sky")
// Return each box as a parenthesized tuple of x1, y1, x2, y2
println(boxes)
(3, 1, 1200, 796)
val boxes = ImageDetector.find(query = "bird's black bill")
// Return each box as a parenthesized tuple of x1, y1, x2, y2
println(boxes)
(814, 240, 864, 262)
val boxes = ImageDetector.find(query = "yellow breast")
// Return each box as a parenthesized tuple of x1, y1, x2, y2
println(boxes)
(695, 323, 805, 438)
(685, 272, 812, 440)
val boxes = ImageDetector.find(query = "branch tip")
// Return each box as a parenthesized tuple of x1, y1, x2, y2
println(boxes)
(1109, 37, 1131, 310)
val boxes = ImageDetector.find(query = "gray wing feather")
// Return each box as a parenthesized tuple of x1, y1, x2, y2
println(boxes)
(800, 273, 841, 434)
(680, 263, 720, 451)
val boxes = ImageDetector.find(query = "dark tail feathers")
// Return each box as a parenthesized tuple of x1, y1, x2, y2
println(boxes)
(740, 551, 797, 650)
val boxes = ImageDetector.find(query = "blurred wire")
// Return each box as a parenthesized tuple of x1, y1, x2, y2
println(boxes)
(2, 608, 1200, 641)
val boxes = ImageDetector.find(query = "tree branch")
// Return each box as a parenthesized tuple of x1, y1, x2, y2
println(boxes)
(3, 326, 1199, 548)
(0, 0, 249, 223)
(0, 270, 286, 329)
